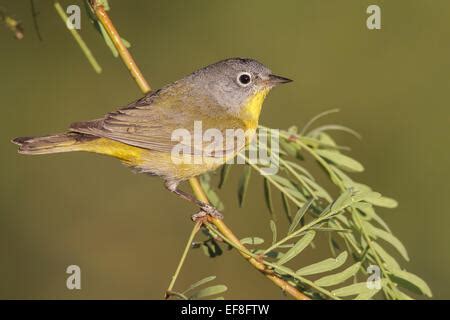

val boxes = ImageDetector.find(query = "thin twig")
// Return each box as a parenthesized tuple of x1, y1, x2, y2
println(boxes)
(89, 0, 310, 300)
(30, 0, 43, 41)
(188, 177, 209, 203)
(54, 2, 102, 73)
(165, 221, 202, 299)
(89, 0, 149, 92)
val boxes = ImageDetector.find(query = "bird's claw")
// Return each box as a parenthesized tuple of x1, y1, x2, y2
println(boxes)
(191, 204, 224, 222)
(199, 204, 224, 220)
(191, 211, 208, 222)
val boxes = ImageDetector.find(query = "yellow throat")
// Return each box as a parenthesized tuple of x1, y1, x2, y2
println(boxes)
(239, 88, 270, 130)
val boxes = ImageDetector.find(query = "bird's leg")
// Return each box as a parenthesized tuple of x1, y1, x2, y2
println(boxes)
(165, 180, 224, 220)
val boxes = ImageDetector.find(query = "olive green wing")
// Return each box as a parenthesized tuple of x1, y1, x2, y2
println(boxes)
(70, 90, 246, 157)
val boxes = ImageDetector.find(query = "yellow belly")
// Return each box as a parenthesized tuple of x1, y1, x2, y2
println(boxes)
(80, 138, 145, 163)
(79, 138, 224, 180)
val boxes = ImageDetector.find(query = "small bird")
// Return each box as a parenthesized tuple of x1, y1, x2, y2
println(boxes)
(12, 58, 292, 219)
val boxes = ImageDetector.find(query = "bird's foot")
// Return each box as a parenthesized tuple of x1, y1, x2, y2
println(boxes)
(200, 204, 224, 219)
(191, 211, 208, 222)
(191, 204, 224, 222)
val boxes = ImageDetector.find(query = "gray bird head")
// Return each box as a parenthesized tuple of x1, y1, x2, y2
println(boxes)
(185, 58, 292, 114)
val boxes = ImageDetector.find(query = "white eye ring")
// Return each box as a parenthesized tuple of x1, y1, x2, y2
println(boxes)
(237, 72, 252, 87)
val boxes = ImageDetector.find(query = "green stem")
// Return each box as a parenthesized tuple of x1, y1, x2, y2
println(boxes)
(165, 222, 201, 298)
(54, 2, 102, 73)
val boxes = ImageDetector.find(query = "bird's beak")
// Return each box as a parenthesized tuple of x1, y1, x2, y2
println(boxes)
(267, 74, 293, 86)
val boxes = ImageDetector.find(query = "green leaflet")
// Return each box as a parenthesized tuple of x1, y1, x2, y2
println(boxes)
(371, 241, 400, 270)
(97, 22, 130, 58)
(393, 289, 414, 300)
(218, 164, 231, 189)
(277, 231, 315, 265)
(270, 175, 295, 189)
(316, 149, 364, 172)
(350, 182, 372, 193)
(270, 175, 307, 202)
(286, 187, 307, 202)
(353, 190, 398, 209)
(270, 220, 277, 245)
(201, 241, 223, 258)
(314, 227, 351, 233)
(310, 124, 362, 140)
(182, 276, 216, 294)
(389, 269, 432, 297)
(330, 165, 354, 186)
(332, 282, 380, 298)
(201, 243, 211, 257)
(237, 166, 252, 207)
(280, 139, 299, 157)
(258, 249, 283, 260)
(318, 132, 337, 147)
(283, 160, 314, 180)
(288, 125, 298, 134)
(281, 193, 292, 219)
(352, 189, 398, 208)
(288, 199, 313, 235)
(240, 237, 264, 245)
(364, 221, 409, 261)
(315, 262, 361, 287)
(354, 291, 378, 300)
(351, 190, 381, 203)
(263, 178, 274, 215)
(190, 285, 228, 299)
(366, 195, 398, 208)
(199, 174, 224, 211)
(353, 202, 391, 232)
(296, 251, 348, 276)
(328, 233, 340, 257)
(300, 175, 333, 202)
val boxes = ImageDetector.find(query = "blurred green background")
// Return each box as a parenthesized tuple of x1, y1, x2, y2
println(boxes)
(0, 0, 448, 299)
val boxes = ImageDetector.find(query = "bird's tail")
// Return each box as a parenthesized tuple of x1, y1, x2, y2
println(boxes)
(12, 132, 98, 155)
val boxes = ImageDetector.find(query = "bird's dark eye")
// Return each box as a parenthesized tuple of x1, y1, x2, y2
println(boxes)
(237, 72, 252, 86)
